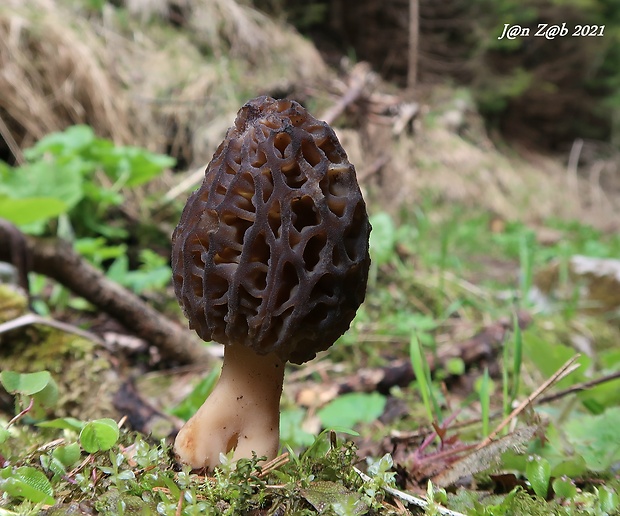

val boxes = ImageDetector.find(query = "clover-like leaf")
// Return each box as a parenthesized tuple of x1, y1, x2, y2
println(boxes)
(79, 418, 119, 453)
(552, 476, 577, 499)
(0, 371, 52, 396)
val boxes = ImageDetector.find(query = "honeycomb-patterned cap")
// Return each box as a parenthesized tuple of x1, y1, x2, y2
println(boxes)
(172, 96, 370, 364)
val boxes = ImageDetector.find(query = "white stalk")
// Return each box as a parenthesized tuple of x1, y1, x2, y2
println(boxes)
(174, 345, 285, 470)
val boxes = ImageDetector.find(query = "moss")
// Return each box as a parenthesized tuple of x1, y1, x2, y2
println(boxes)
(0, 283, 28, 323)
(42, 502, 96, 515)
(0, 289, 118, 422)
(94, 490, 152, 515)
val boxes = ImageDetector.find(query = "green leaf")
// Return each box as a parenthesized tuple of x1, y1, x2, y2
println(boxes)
(0, 426, 10, 445)
(552, 476, 577, 499)
(0, 466, 55, 505)
(446, 357, 465, 376)
(52, 442, 82, 468)
(598, 486, 619, 513)
(34, 377, 59, 408)
(120, 148, 175, 186)
(526, 455, 550, 498)
(409, 333, 434, 423)
(170, 368, 220, 421)
(25, 125, 96, 159)
(2, 159, 85, 210)
(522, 333, 587, 389)
(551, 456, 587, 478)
(317, 392, 386, 429)
(280, 408, 316, 449)
(79, 418, 119, 453)
(37, 417, 85, 432)
(0, 371, 52, 396)
(564, 407, 620, 472)
(478, 367, 491, 437)
(369, 212, 396, 266)
(0, 197, 68, 226)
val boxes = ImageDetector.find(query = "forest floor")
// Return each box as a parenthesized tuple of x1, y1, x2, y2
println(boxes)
(0, 1, 619, 514)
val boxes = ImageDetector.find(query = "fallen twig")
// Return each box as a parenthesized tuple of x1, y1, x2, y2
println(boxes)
(321, 62, 377, 125)
(537, 369, 620, 404)
(0, 221, 210, 365)
(0, 313, 105, 346)
(0, 219, 31, 305)
(476, 355, 581, 450)
(354, 467, 465, 516)
(257, 452, 290, 479)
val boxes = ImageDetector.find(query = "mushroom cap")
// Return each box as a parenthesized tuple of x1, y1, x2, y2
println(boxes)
(172, 96, 370, 364)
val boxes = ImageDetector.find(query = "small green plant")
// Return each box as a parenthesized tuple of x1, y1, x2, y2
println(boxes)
(0, 371, 125, 510)
(316, 392, 387, 430)
(0, 125, 174, 236)
(410, 332, 441, 424)
(0, 126, 175, 309)
(525, 455, 551, 499)
(477, 367, 492, 437)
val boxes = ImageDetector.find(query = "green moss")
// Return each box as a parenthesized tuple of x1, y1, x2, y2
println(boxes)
(0, 317, 117, 422)
(0, 283, 28, 323)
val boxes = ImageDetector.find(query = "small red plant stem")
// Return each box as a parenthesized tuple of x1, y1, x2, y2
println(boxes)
(6, 397, 34, 428)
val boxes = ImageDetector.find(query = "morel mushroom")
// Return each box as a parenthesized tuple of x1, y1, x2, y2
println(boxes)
(171, 96, 370, 470)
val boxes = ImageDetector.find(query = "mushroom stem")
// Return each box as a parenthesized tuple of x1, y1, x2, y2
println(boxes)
(174, 344, 285, 470)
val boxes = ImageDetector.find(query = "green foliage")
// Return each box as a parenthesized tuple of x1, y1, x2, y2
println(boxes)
(0, 125, 175, 306)
(0, 466, 56, 506)
(280, 408, 316, 449)
(0, 197, 67, 226)
(107, 248, 173, 294)
(1, 125, 173, 235)
(475, 67, 533, 116)
(2, 191, 620, 514)
(477, 368, 492, 437)
(526, 455, 551, 498)
(316, 392, 387, 429)
(359, 205, 620, 513)
(410, 333, 437, 424)
(169, 368, 220, 421)
(564, 407, 620, 472)
(0, 370, 59, 419)
(0, 368, 398, 514)
(369, 212, 397, 267)
(79, 419, 120, 454)
(0, 371, 53, 397)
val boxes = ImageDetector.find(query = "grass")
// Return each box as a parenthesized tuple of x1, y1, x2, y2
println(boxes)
(2, 201, 620, 514)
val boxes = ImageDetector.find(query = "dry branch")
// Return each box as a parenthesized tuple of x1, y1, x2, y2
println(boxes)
(335, 313, 532, 397)
(0, 222, 210, 365)
(321, 62, 377, 125)
(475, 355, 582, 450)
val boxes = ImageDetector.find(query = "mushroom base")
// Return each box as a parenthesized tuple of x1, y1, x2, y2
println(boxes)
(174, 345, 285, 471)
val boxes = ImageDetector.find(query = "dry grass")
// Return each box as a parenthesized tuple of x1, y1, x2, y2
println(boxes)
(0, 0, 616, 229)
(341, 91, 619, 230)
(0, 0, 326, 166)
(0, 0, 143, 157)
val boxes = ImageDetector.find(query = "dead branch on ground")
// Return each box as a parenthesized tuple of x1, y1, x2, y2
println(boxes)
(0, 221, 210, 365)
(293, 313, 532, 406)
